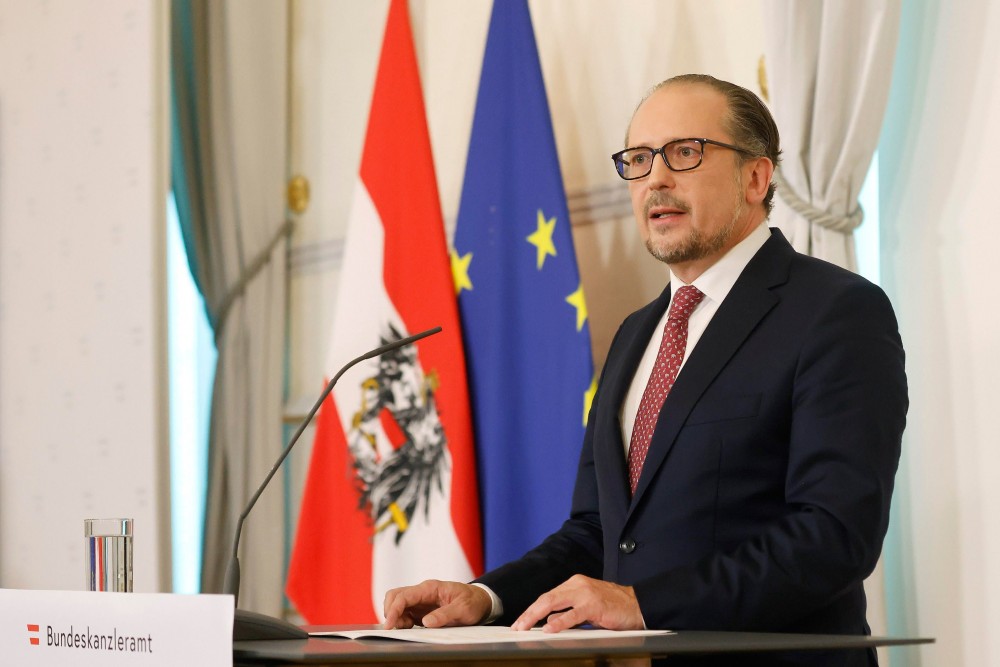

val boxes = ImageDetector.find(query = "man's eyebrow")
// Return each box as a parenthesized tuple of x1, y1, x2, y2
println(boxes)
(626, 137, 685, 149)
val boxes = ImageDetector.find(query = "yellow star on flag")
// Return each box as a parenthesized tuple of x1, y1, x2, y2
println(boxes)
(526, 209, 557, 270)
(583, 374, 597, 426)
(565, 283, 588, 331)
(450, 249, 473, 294)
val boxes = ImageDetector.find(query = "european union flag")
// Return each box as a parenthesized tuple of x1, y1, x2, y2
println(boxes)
(453, 0, 595, 570)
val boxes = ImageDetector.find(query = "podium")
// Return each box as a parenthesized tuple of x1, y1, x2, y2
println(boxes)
(234, 628, 932, 666)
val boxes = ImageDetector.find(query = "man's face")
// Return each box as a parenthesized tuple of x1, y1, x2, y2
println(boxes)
(626, 84, 759, 279)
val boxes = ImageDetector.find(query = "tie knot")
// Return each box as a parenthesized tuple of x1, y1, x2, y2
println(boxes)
(668, 285, 705, 321)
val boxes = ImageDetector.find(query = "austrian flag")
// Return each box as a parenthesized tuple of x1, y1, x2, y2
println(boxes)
(285, 0, 482, 623)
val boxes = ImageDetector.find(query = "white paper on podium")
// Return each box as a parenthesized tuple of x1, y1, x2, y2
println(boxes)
(0, 588, 234, 666)
(310, 625, 672, 644)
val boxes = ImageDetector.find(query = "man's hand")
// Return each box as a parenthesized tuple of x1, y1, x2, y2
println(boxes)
(511, 575, 644, 633)
(382, 580, 492, 629)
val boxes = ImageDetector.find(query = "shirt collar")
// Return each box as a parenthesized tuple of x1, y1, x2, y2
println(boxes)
(669, 222, 770, 304)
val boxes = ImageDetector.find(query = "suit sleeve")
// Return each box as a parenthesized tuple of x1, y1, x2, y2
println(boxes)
(634, 279, 908, 630)
(472, 323, 627, 624)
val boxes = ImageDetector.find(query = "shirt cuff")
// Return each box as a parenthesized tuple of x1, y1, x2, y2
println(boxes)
(470, 583, 503, 624)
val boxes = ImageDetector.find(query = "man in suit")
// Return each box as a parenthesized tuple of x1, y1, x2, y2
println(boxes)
(382, 74, 907, 665)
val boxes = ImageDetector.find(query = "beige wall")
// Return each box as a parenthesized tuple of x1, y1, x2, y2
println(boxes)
(0, 0, 170, 592)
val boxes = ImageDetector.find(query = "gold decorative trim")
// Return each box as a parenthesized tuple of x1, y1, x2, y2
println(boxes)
(758, 54, 769, 103)
(287, 175, 310, 214)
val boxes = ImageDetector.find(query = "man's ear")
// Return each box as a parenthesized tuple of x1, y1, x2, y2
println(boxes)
(744, 157, 774, 206)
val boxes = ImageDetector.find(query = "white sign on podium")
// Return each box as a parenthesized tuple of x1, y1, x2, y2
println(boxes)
(0, 588, 234, 666)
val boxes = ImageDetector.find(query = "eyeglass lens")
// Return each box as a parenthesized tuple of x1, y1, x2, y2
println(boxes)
(615, 140, 704, 179)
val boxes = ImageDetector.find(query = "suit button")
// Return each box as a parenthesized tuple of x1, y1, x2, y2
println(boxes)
(619, 539, 636, 554)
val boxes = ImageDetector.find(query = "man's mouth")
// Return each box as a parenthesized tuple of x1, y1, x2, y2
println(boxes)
(644, 194, 689, 221)
(648, 207, 686, 220)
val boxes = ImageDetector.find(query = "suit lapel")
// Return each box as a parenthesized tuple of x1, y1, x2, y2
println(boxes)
(629, 230, 793, 507)
(596, 284, 672, 508)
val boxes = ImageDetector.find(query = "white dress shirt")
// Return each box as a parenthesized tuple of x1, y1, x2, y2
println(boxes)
(620, 223, 770, 455)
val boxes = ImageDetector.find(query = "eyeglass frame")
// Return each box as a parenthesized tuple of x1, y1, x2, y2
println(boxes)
(611, 138, 756, 180)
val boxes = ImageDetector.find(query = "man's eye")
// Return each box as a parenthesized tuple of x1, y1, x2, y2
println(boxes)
(632, 153, 648, 165)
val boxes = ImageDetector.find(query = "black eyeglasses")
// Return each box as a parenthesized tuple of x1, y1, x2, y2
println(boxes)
(611, 138, 755, 180)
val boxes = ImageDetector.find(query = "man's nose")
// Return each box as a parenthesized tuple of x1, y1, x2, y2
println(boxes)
(646, 153, 675, 190)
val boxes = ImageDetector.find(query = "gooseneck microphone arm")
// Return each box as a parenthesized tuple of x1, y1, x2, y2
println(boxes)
(222, 326, 442, 639)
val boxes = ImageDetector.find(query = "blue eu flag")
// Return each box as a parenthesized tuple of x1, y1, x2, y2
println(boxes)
(453, 0, 595, 570)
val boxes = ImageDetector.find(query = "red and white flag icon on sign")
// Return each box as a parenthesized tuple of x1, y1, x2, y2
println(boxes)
(285, 0, 483, 623)
(27, 624, 39, 645)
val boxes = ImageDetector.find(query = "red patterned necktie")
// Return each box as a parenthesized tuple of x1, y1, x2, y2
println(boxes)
(627, 285, 706, 494)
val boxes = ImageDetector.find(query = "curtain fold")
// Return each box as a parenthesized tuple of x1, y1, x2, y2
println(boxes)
(761, 1, 903, 660)
(170, 0, 289, 616)
(762, 0, 901, 270)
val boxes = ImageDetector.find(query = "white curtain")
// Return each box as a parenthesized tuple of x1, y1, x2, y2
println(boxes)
(762, 0, 901, 270)
(172, 0, 290, 616)
(203, 0, 289, 617)
(761, 1, 903, 660)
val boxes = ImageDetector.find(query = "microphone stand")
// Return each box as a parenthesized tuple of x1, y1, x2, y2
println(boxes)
(223, 326, 443, 641)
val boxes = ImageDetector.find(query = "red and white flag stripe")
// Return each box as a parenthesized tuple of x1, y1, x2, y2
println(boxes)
(286, 0, 482, 623)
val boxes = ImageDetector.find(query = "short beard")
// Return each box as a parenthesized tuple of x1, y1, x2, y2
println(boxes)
(644, 171, 746, 265)
(645, 212, 737, 264)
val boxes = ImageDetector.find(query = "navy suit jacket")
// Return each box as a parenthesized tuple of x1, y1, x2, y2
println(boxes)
(477, 229, 907, 666)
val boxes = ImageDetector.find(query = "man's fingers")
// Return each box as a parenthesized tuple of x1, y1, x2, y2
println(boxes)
(424, 596, 489, 628)
(383, 588, 417, 628)
(513, 576, 643, 633)
(514, 600, 577, 633)
(395, 611, 417, 630)
(421, 606, 459, 628)
(541, 607, 586, 633)
(382, 581, 439, 629)
(382, 580, 490, 630)
(382, 589, 403, 628)
(512, 590, 568, 631)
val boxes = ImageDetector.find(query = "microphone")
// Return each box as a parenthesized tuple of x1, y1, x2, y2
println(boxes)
(224, 326, 443, 641)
